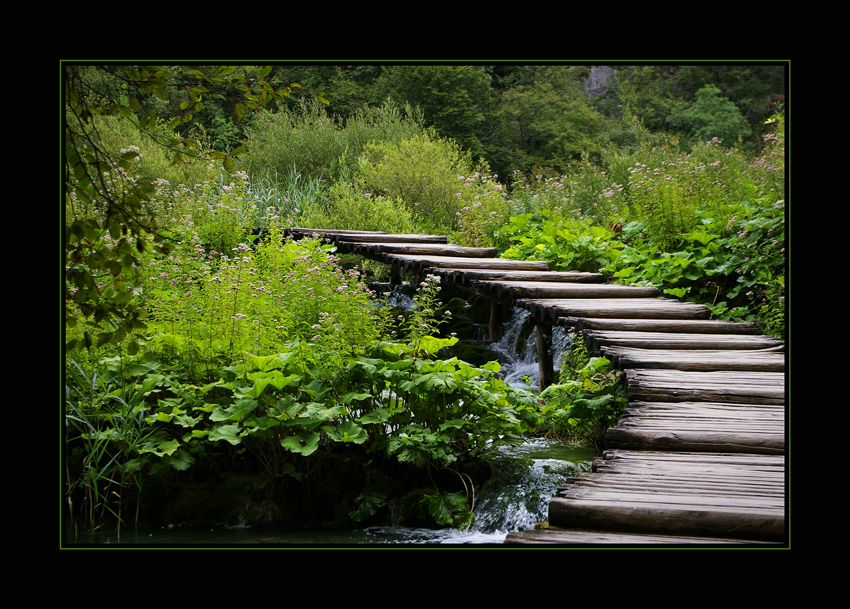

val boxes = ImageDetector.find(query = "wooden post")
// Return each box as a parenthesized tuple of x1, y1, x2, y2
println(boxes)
(390, 264, 402, 284)
(489, 301, 503, 342)
(537, 322, 554, 392)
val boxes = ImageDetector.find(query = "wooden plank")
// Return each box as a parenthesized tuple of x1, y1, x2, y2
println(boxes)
(606, 401, 785, 454)
(604, 346, 785, 371)
(625, 369, 785, 404)
(433, 268, 605, 285)
(334, 233, 449, 243)
(382, 253, 550, 271)
(504, 528, 780, 545)
(519, 297, 712, 322)
(286, 228, 387, 236)
(585, 330, 784, 352)
(344, 242, 497, 258)
(547, 450, 785, 541)
(557, 316, 763, 335)
(470, 280, 661, 301)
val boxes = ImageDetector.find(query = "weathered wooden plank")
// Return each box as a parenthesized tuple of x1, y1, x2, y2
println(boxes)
(624, 369, 785, 405)
(586, 331, 784, 352)
(547, 450, 785, 541)
(382, 254, 550, 271)
(617, 401, 785, 425)
(557, 316, 763, 335)
(433, 268, 605, 285)
(470, 280, 661, 301)
(607, 400, 784, 453)
(519, 297, 712, 322)
(345, 242, 498, 258)
(286, 228, 388, 236)
(334, 232, 449, 243)
(604, 346, 785, 371)
(504, 528, 779, 545)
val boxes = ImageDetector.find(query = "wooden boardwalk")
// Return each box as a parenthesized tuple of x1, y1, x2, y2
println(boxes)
(287, 228, 788, 546)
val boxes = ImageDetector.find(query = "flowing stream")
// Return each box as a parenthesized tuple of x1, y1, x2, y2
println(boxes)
(65, 283, 597, 547)
(67, 437, 595, 546)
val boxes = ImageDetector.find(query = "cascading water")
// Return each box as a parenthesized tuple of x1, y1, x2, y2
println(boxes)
(489, 306, 574, 391)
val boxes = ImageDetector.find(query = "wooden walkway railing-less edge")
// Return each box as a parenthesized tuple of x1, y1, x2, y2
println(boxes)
(285, 228, 788, 546)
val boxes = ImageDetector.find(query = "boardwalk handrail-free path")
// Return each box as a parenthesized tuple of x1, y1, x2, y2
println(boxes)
(286, 228, 788, 546)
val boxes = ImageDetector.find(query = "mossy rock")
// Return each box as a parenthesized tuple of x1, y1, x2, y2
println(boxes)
(447, 341, 502, 367)
(466, 295, 493, 324)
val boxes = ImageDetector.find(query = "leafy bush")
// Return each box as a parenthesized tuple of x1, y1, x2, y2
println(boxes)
(357, 133, 475, 234)
(248, 166, 331, 229)
(238, 99, 426, 185)
(303, 177, 421, 234)
(668, 84, 753, 147)
(539, 338, 627, 450)
(499, 211, 622, 273)
(65, 226, 542, 531)
(87, 114, 222, 188)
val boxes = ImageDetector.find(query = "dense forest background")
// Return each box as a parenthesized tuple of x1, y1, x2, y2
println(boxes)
(117, 62, 785, 177)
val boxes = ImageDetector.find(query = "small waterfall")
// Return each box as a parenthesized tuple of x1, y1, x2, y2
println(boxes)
(489, 307, 573, 391)
(369, 283, 575, 391)
(369, 281, 415, 310)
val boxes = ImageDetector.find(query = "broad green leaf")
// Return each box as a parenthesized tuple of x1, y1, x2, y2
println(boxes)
(281, 432, 319, 456)
(339, 391, 373, 404)
(209, 424, 242, 445)
(359, 408, 394, 425)
(322, 421, 368, 444)
(245, 352, 285, 372)
(210, 399, 258, 422)
(140, 438, 181, 457)
(417, 335, 458, 356)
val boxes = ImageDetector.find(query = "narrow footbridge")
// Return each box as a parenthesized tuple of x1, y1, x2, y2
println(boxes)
(287, 228, 788, 546)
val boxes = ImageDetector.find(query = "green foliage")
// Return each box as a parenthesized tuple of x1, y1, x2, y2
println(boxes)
(495, 76, 604, 172)
(358, 133, 475, 233)
(499, 211, 622, 273)
(669, 85, 753, 147)
(373, 65, 494, 162)
(238, 99, 426, 185)
(451, 170, 513, 247)
(64, 64, 298, 353)
(303, 175, 421, 234)
(249, 165, 331, 228)
(539, 339, 627, 450)
(65, 238, 541, 531)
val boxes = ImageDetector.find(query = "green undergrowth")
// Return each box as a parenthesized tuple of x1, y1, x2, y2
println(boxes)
(64, 235, 545, 535)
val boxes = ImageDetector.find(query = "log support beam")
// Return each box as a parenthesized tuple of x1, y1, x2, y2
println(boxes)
(390, 264, 403, 285)
(489, 301, 504, 342)
(537, 322, 555, 392)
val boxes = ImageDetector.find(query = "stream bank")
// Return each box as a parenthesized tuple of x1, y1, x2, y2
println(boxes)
(64, 282, 595, 546)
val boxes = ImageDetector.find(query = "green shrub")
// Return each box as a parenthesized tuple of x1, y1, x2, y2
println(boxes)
(304, 178, 421, 234)
(668, 84, 753, 147)
(358, 133, 474, 234)
(499, 211, 622, 273)
(539, 338, 627, 450)
(87, 114, 222, 188)
(238, 99, 426, 185)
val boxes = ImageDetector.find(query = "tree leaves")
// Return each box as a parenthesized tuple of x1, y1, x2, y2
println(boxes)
(63, 64, 304, 353)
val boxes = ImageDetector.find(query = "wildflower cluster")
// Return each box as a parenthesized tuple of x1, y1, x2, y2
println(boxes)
(452, 172, 512, 247)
